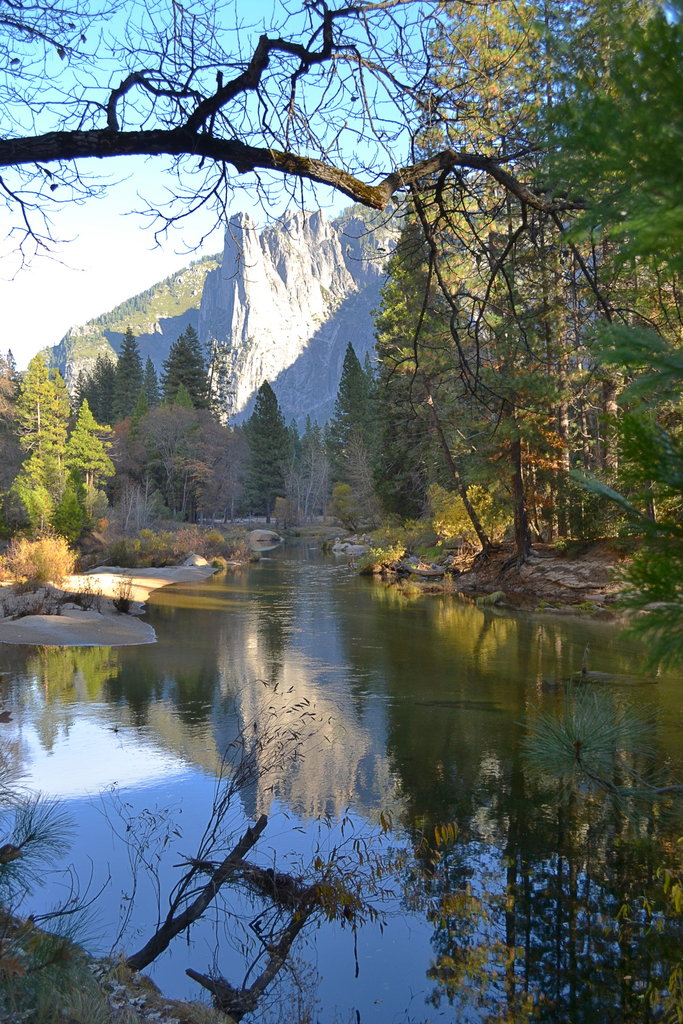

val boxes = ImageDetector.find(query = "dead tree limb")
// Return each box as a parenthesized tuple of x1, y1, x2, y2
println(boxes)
(126, 813, 268, 972)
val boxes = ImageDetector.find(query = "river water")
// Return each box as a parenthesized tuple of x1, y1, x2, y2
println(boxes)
(3, 542, 682, 1022)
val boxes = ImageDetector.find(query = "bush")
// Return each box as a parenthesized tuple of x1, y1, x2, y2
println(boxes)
(1, 534, 76, 586)
(113, 576, 134, 613)
(358, 543, 405, 574)
(329, 483, 360, 531)
(428, 483, 511, 547)
(103, 526, 250, 569)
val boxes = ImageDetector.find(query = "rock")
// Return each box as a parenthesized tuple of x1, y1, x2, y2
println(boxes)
(182, 553, 209, 566)
(247, 529, 283, 550)
(198, 208, 394, 427)
(331, 541, 369, 557)
(476, 590, 507, 607)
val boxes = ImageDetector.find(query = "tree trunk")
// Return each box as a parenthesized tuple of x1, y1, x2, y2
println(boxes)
(510, 436, 532, 563)
(601, 373, 619, 473)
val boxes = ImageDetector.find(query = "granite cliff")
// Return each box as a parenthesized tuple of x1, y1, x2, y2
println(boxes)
(200, 206, 392, 424)
(46, 206, 394, 425)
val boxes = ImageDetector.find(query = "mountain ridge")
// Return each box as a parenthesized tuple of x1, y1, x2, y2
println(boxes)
(45, 205, 397, 423)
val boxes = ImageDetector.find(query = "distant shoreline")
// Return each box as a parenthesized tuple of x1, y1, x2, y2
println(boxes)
(0, 559, 218, 647)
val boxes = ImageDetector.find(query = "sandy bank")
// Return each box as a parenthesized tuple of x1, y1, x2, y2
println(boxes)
(0, 557, 218, 648)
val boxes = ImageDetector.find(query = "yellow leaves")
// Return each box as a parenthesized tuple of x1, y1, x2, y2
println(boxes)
(433, 821, 458, 847)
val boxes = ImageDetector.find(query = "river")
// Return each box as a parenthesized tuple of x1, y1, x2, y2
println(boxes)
(3, 542, 682, 1022)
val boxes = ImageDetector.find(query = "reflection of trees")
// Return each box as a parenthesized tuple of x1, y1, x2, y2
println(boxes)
(26, 646, 120, 702)
(21, 646, 121, 751)
(352, 584, 683, 1021)
(414, 798, 681, 1022)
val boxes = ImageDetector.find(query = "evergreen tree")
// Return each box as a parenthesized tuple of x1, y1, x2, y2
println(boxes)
(327, 343, 374, 480)
(52, 469, 87, 541)
(16, 356, 69, 460)
(243, 382, 291, 523)
(327, 343, 380, 527)
(161, 325, 209, 408)
(81, 355, 116, 426)
(207, 339, 234, 421)
(112, 327, 143, 421)
(65, 399, 114, 492)
(12, 356, 70, 530)
(143, 357, 159, 408)
(555, 1, 683, 666)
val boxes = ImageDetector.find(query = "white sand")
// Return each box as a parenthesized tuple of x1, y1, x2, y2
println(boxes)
(0, 558, 218, 647)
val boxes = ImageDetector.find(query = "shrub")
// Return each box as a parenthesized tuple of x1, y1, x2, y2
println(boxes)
(428, 483, 512, 547)
(358, 543, 405, 574)
(113, 576, 134, 613)
(103, 526, 250, 569)
(329, 483, 360, 531)
(1, 534, 76, 586)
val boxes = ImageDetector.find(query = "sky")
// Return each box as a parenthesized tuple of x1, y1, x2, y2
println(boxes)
(0, 163, 226, 370)
(0, 0, 359, 370)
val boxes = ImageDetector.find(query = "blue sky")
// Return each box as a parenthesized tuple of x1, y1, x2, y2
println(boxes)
(0, 157, 345, 370)
(0, 0, 370, 369)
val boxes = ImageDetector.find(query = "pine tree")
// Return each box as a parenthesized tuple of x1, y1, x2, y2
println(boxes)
(65, 399, 114, 492)
(12, 356, 71, 530)
(326, 343, 380, 527)
(243, 382, 291, 523)
(52, 469, 87, 541)
(556, 2, 683, 666)
(143, 357, 159, 408)
(161, 325, 209, 408)
(327, 343, 374, 480)
(112, 327, 144, 421)
(16, 356, 69, 460)
(81, 355, 116, 426)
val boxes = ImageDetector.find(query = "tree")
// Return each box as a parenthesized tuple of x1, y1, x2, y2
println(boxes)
(12, 356, 71, 529)
(1, 0, 585, 268)
(327, 343, 373, 479)
(552, 2, 683, 666)
(243, 382, 290, 523)
(140, 404, 198, 518)
(326, 343, 380, 527)
(79, 354, 116, 426)
(112, 327, 143, 421)
(15, 355, 69, 461)
(160, 326, 209, 409)
(143, 356, 159, 408)
(65, 398, 114, 496)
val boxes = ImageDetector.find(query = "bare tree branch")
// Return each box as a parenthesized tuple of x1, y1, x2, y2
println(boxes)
(125, 813, 268, 972)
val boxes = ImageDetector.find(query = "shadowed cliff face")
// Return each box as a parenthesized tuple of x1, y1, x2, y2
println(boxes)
(199, 208, 390, 426)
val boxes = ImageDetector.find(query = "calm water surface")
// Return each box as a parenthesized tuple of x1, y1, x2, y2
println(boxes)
(2, 543, 682, 1022)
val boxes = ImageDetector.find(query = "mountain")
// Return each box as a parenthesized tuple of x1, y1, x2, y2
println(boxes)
(200, 205, 394, 425)
(44, 255, 220, 388)
(46, 206, 396, 423)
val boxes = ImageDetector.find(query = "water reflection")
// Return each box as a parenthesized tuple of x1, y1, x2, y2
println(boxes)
(0, 544, 680, 1021)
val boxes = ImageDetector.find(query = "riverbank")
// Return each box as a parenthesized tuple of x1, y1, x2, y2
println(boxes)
(0, 557, 219, 647)
(368, 539, 630, 614)
(454, 539, 628, 610)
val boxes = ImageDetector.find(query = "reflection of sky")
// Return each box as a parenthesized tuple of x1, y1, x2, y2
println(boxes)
(17, 718, 190, 799)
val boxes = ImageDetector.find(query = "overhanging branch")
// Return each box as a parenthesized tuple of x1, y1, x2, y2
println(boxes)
(0, 130, 583, 213)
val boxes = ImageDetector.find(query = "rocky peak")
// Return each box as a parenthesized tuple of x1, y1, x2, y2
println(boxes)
(199, 207, 392, 424)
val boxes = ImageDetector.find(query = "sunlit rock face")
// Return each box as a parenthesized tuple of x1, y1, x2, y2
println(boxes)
(199, 208, 389, 426)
